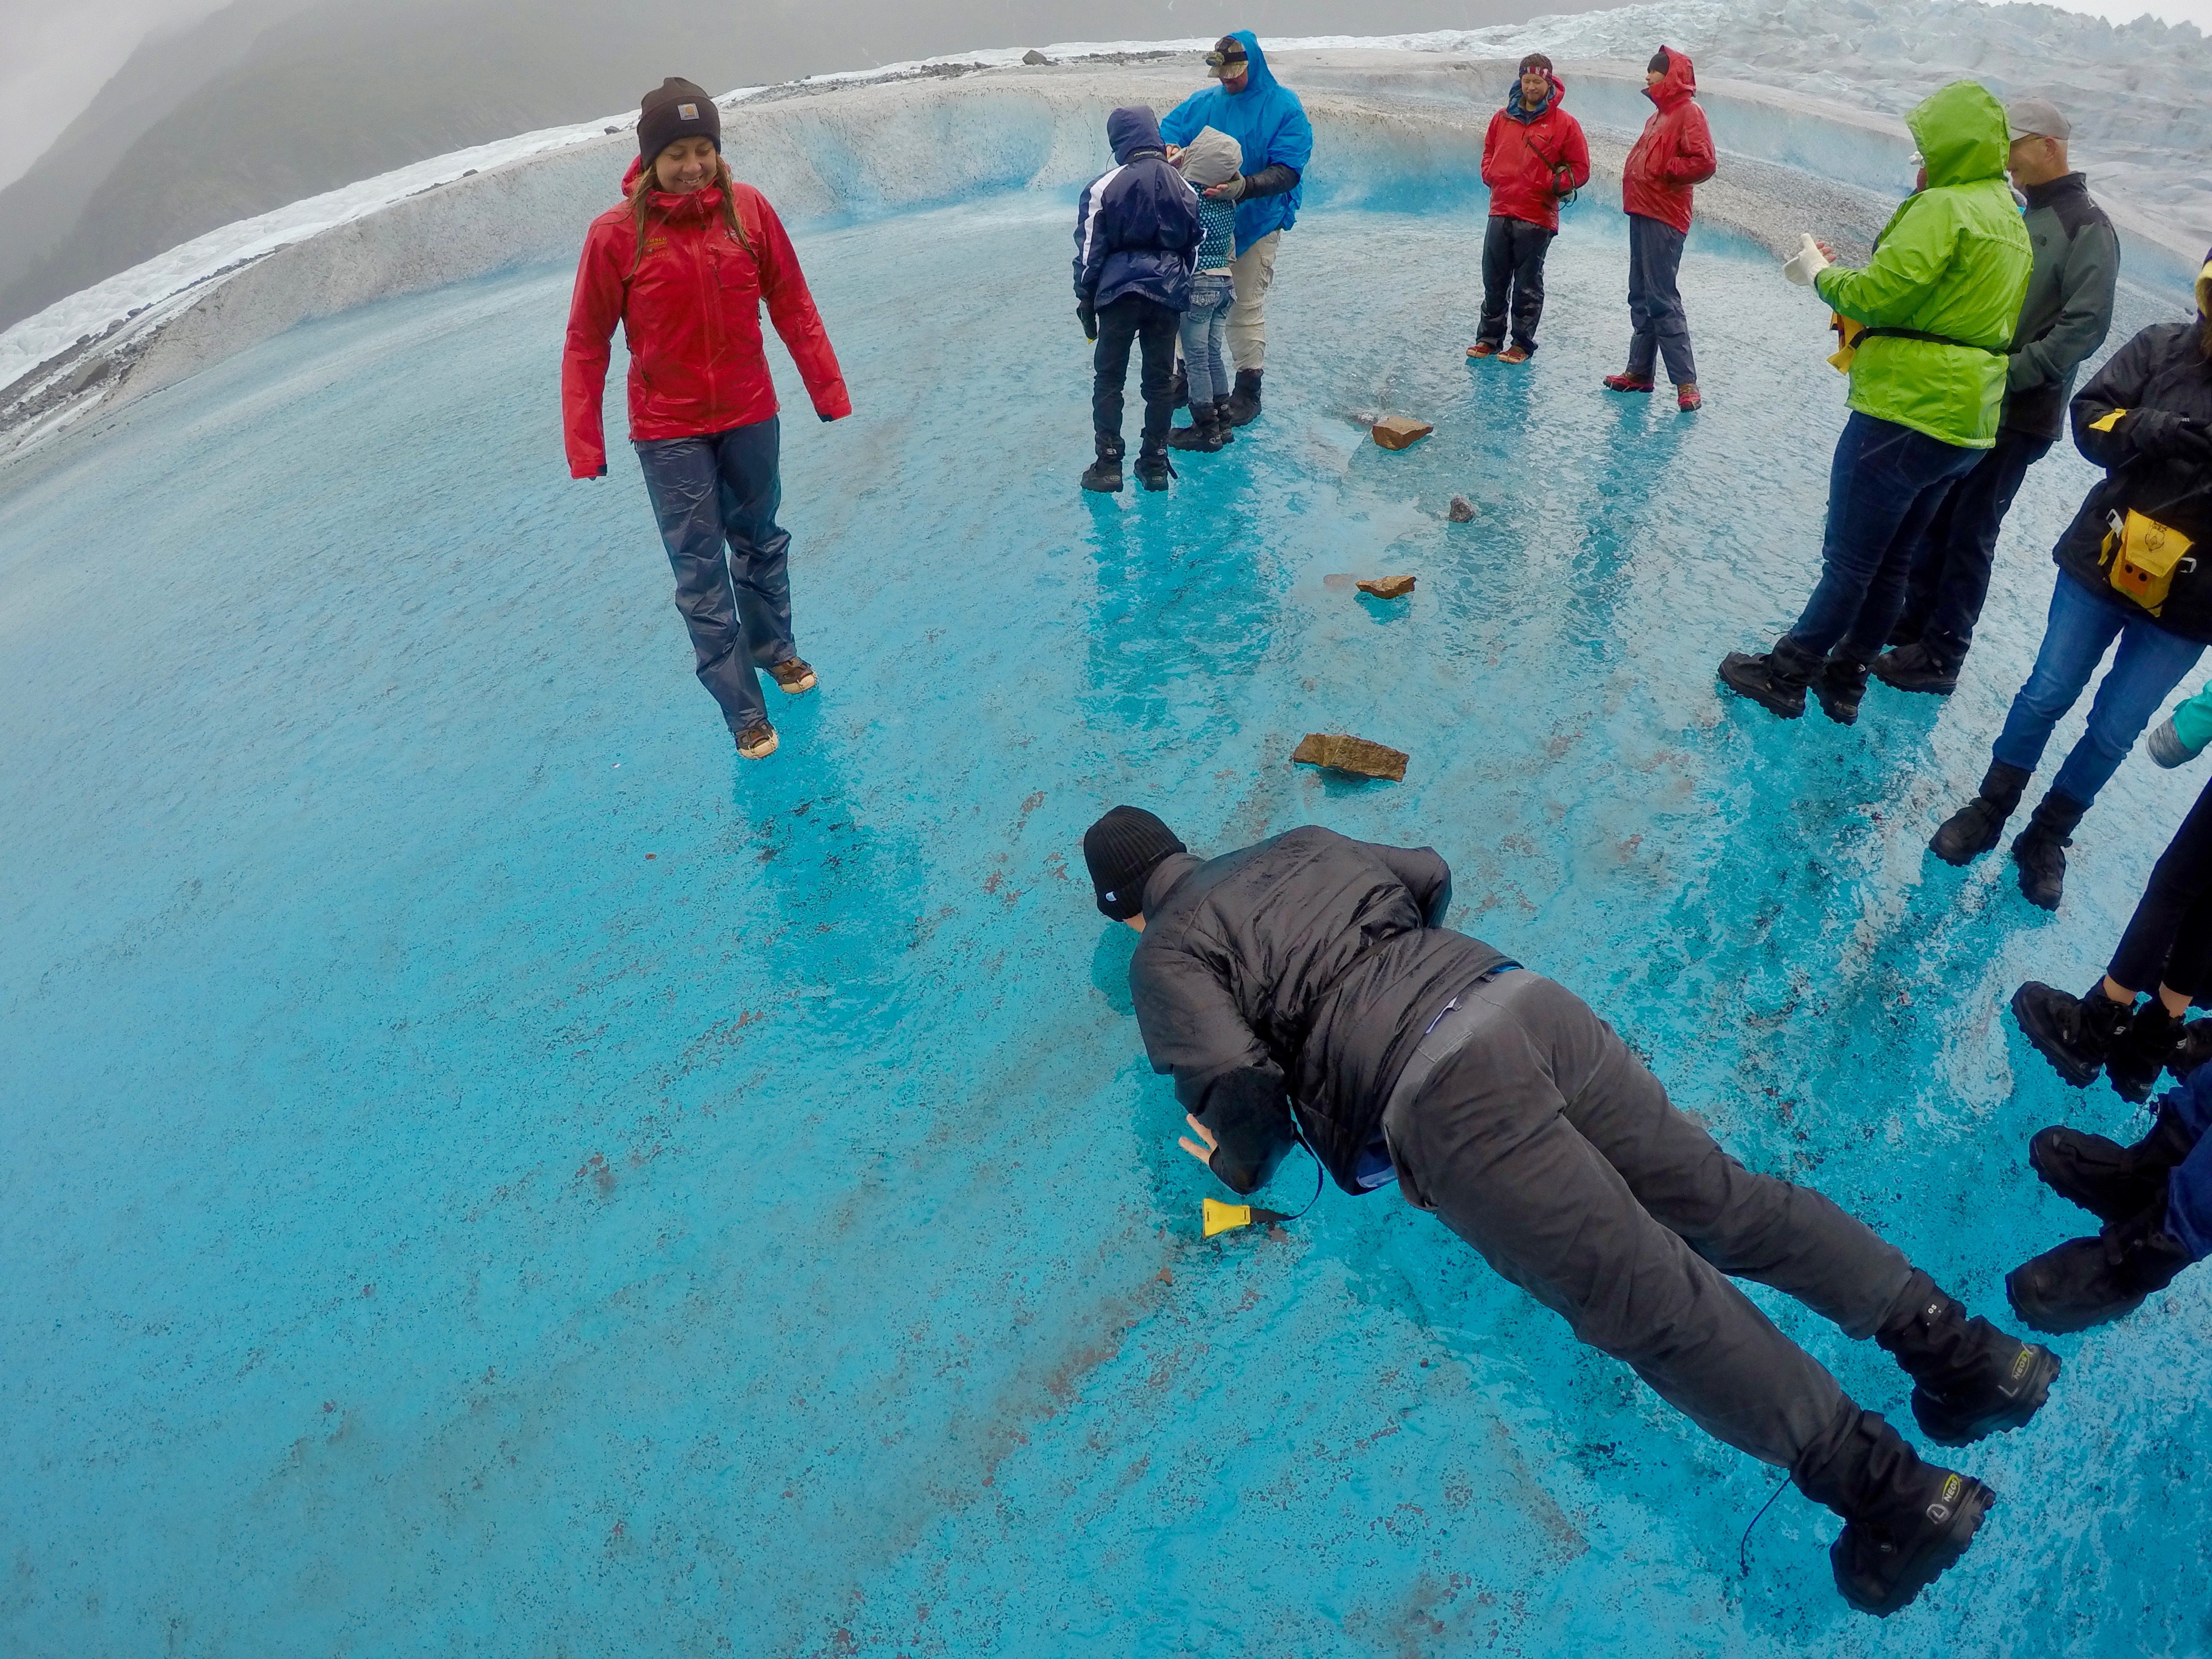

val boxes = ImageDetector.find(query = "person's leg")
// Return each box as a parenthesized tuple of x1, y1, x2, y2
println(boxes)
(1225, 228, 1282, 374)
(1835, 437, 1983, 664)
(1785, 416, 1966, 656)
(1091, 296, 1139, 442)
(1988, 573, 2127, 777)
(2110, 779, 2212, 995)
(1624, 215, 1658, 379)
(635, 433, 769, 737)
(711, 418, 799, 681)
(2044, 617, 2207, 810)
(1640, 220, 1697, 385)
(1135, 300, 1179, 447)
(1892, 469, 1967, 646)
(1510, 222, 1553, 352)
(1919, 430, 2052, 666)
(1203, 295, 1233, 409)
(1177, 295, 1220, 408)
(1476, 215, 1512, 349)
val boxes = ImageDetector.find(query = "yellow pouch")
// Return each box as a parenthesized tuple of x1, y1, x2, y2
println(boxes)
(2101, 508, 2197, 614)
(1827, 312, 1865, 374)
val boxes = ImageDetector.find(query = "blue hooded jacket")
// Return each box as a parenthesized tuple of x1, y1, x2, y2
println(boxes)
(1073, 106, 1203, 312)
(1158, 32, 1313, 247)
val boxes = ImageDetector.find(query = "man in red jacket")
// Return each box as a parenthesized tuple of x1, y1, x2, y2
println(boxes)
(1470, 55, 1590, 365)
(1604, 46, 1716, 411)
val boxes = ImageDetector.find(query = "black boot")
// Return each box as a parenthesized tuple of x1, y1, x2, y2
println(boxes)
(1207, 397, 1236, 447)
(1869, 640, 1960, 696)
(2010, 979, 2131, 1089)
(2006, 1202, 2196, 1333)
(1816, 653, 1871, 725)
(1793, 1408, 1994, 1617)
(2173, 1017, 2212, 1080)
(1167, 399, 1224, 452)
(1132, 436, 1175, 492)
(1875, 1271, 2058, 1446)
(2106, 999, 2183, 1104)
(1930, 761, 2030, 865)
(1718, 634, 1823, 719)
(2029, 1095, 2200, 1223)
(2012, 791, 2087, 911)
(1081, 433, 1124, 493)
(1223, 367, 1264, 427)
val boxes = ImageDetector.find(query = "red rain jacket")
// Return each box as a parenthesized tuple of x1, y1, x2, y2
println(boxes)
(562, 160, 850, 478)
(1620, 48, 1716, 235)
(1480, 75, 1590, 233)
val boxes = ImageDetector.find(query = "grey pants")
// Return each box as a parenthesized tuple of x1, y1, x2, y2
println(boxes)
(1624, 212, 1696, 385)
(1384, 972, 1912, 1469)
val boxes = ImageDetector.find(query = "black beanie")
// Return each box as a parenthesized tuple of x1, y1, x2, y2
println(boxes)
(1647, 48, 1672, 74)
(638, 77, 721, 163)
(1083, 806, 1187, 920)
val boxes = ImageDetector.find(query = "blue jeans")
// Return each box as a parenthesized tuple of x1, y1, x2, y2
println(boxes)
(1786, 413, 1983, 660)
(1895, 426, 2053, 667)
(1178, 273, 1235, 406)
(635, 418, 796, 737)
(1991, 570, 2205, 808)
(2162, 1066, 2212, 1261)
(1624, 214, 1695, 385)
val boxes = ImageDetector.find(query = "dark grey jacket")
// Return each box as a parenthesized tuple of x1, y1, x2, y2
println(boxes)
(1129, 826, 1509, 1194)
(2005, 172, 2120, 441)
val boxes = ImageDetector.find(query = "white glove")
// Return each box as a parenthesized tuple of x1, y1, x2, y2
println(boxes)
(1782, 233, 1832, 288)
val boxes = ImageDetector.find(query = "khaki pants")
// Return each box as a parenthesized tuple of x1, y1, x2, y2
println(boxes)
(1226, 229, 1282, 374)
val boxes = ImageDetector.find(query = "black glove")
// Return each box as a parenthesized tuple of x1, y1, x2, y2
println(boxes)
(2125, 408, 2194, 460)
(1077, 299, 1097, 341)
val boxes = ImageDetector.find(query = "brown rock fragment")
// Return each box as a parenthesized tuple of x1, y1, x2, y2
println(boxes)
(1447, 495, 1476, 522)
(1356, 574, 1416, 599)
(1292, 733, 1409, 782)
(1370, 415, 1433, 451)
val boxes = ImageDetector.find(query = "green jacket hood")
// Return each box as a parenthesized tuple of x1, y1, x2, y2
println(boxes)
(1908, 81, 2010, 189)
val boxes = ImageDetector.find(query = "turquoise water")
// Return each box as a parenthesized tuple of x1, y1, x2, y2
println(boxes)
(1, 190, 2206, 1657)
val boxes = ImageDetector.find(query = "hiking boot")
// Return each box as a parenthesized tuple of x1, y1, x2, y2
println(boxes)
(2006, 1204, 2196, 1334)
(1167, 405, 1217, 451)
(735, 721, 779, 761)
(1603, 372, 1655, 393)
(1081, 434, 1124, 493)
(2011, 979, 2131, 1089)
(768, 656, 817, 695)
(1133, 439, 1175, 492)
(2029, 1097, 2199, 1224)
(1467, 341, 1501, 358)
(2173, 1018, 2212, 1080)
(1875, 1271, 2059, 1447)
(1930, 761, 2030, 865)
(1887, 612, 1925, 648)
(1208, 398, 1236, 447)
(1223, 368, 1264, 427)
(1499, 343, 1532, 364)
(1718, 634, 1823, 719)
(2012, 791, 2087, 911)
(1870, 640, 1959, 696)
(1817, 654, 1871, 725)
(2107, 1000, 2183, 1103)
(1793, 1408, 1994, 1618)
(1677, 383, 1703, 411)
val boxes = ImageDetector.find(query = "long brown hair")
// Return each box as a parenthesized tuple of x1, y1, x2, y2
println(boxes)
(627, 152, 755, 278)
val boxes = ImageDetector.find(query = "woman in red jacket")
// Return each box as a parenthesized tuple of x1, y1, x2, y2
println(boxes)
(562, 79, 851, 761)
(1603, 47, 1716, 411)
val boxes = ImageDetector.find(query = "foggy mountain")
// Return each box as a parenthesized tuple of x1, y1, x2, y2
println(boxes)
(0, 0, 1586, 332)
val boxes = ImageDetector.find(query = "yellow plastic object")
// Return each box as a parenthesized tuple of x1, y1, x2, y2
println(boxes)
(2089, 406, 2127, 433)
(1203, 1198, 1254, 1238)
(2103, 509, 2195, 614)
(1827, 312, 1865, 374)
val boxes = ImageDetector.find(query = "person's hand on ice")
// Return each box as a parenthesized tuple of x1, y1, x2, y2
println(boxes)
(1077, 299, 1097, 341)
(1782, 233, 1833, 286)
(2148, 716, 2206, 769)
(1177, 1113, 1219, 1168)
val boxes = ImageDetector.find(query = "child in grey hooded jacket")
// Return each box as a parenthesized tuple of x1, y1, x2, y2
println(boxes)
(1169, 127, 1242, 451)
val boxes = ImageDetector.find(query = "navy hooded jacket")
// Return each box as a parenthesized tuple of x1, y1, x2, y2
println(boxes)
(1073, 106, 1203, 312)
(1159, 32, 1313, 247)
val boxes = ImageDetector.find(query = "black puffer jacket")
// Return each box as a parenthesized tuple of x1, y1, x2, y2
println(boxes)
(2054, 317, 2212, 642)
(1073, 106, 1202, 312)
(1129, 826, 1510, 1194)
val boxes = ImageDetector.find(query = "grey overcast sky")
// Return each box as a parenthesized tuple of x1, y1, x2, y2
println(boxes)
(3, 0, 2208, 191)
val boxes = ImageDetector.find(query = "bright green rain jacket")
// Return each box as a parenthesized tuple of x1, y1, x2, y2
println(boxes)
(1814, 81, 2032, 449)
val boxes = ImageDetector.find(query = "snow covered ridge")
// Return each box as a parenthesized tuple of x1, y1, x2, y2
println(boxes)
(1, 1, 2205, 467)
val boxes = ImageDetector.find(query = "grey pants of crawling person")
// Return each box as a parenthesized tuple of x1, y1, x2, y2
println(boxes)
(1383, 970, 1915, 1470)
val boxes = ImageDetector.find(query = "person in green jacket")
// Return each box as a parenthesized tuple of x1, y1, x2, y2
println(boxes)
(1719, 80, 2032, 724)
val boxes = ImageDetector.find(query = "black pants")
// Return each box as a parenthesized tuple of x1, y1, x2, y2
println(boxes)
(2110, 776, 2212, 998)
(1478, 213, 1554, 352)
(1893, 426, 2054, 669)
(1093, 295, 1180, 448)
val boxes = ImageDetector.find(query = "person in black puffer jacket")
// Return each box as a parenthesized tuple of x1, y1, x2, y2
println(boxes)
(1073, 105, 1203, 493)
(1929, 247, 2212, 911)
(1082, 806, 2058, 1618)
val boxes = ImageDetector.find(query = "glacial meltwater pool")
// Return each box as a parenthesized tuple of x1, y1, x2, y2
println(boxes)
(1, 189, 2204, 1656)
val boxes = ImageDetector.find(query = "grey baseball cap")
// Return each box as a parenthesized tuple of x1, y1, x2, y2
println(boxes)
(2007, 97, 2070, 142)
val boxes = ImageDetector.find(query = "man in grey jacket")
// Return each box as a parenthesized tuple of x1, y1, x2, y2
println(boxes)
(1082, 805, 2060, 1616)
(1874, 97, 2120, 695)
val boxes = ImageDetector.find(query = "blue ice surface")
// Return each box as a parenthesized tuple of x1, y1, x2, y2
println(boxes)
(2, 183, 2208, 1659)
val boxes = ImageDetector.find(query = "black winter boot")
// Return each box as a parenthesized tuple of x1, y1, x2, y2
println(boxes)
(1223, 367, 1264, 426)
(1793, 1407, 1994, 1617)
(2106, 999, 2183, 1104)
(1081, 434, 1124, 493)
(2172, 1017, 2212, 1080)
(1869, 640, 1960, 696)
(2012, 791, 2087, 910)
(1930, 761, 2030, 865)
(1207, 397, 1236, 447)
(2010, 979, 2131, 1089)
(1816, 654, 1871, 725)
(1875, 1271, 2059, 1446)
(1718, 634, 1824, 719)
(1167, 399, 1225, 452)
(2006, 1203, 2196, 1333)
(2029, 1095, 2200, 1223)
(1132, 437, 1175, 492)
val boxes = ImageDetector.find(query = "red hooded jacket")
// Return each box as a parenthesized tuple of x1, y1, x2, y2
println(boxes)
(1480, 74, 1590, 233)
(562, 159, 850, 478)
(1621, 48, 1716, 235)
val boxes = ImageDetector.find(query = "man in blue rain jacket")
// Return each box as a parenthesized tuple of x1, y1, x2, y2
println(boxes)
(1160, 32, 1313, 426)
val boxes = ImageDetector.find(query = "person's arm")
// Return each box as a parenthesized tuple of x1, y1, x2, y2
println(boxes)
(2148, 681, 2212, 766)
(1813, 194, 1954, 326)
(2068, 326, 2202, 467)
(747, 190, 852, 422)
(1480, 109, 1504, 189)
(1134, 944, 1299, 1196)
(2010, 218, 2120, 395)
(1157, 90, 1208, 149)
(560, 222, 624, 478)
(1072, 174, 1110, 336)
(1662, 104, 1716, 185)
(1370, 844, 1453, 928)
(1559, 113, 1592, 195)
